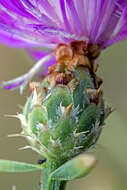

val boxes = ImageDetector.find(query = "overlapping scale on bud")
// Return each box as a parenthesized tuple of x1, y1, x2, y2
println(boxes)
(20, 41, 111, 161)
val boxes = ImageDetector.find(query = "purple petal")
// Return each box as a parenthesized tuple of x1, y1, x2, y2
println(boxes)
(65, 0, 83, 35)
(37, 0, 61, 25)
(95, 1, 122, 45)
(27, 48, 56, 74)
(60, 0, 72, 32)
(0, 0, 127, 51)
(94, 0, 127, 47)
(3, 80, 24, 90)
(73, 0, 88, 35)
(1, 53, 54, 92)
(103, 5, 127, 47)
(28, 24, 87, 43)
(19, 0, 57, 26)
(0, 0, 37, 20)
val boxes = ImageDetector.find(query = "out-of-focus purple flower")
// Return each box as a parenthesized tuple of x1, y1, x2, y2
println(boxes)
(0, 0, 127, 92)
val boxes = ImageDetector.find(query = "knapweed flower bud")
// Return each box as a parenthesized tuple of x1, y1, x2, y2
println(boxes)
(20, 42, 109, 162)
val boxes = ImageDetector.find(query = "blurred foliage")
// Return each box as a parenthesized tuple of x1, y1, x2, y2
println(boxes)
(0, 40, 127, 190)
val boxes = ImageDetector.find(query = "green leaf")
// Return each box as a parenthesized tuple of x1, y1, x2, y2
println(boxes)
(50, 154, 97, 181)
(0, 160, 42, 173)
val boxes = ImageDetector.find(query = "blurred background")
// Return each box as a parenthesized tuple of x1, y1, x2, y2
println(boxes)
(0, 41, 127, 190)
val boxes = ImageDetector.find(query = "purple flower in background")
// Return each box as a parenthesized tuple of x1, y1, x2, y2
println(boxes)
(0, 0, 127, 93)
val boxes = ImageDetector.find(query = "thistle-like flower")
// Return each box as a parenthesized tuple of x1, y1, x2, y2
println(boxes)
(0, 1, 127, 190)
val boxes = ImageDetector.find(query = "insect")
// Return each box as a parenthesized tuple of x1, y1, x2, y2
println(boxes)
(37, 159, 46, 165)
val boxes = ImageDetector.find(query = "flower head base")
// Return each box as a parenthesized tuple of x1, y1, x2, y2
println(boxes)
(14, 42, 110, 160)
(0, 0, 127, 91)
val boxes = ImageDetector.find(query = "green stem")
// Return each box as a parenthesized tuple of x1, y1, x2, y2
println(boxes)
(41, 160, 67, 190)
(59, 181, 67, 190)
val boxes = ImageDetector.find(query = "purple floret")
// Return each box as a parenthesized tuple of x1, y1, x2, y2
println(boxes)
(0, 0, 127, 49)
(0, 0, 127, 91)
(3, 80, 24, 90)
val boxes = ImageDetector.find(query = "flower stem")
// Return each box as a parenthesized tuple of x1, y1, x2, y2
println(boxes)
(59, 181, 67, 190)
(42, 160, 66, 190)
